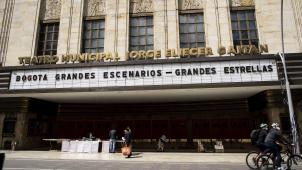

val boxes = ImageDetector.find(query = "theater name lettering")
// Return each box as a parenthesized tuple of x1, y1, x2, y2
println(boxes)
(15, 64, 273, 82)
(18, 44, 268, 66)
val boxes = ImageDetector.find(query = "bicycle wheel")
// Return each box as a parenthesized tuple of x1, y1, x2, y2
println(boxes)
(257, 154, 274, 170)
(287, 154, 302, 170)
(246, 151, 259, 169)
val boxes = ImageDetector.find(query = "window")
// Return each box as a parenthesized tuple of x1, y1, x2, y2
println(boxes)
(37, 23, 59, 55)
(2, 117, 16, 137)
(179, 13, 205, 48)
(231, 10, 258, 47)
(82, 20, 105, 53)
(129, 16, 153, 51)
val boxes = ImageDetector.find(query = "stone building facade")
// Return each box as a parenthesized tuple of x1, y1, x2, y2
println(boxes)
(0, 0, 301, 151)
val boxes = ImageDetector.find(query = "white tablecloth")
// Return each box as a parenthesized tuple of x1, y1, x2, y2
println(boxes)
(61, 140, 100, 153)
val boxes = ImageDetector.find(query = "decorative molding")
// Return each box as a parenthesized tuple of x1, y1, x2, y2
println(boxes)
(130, 0, 153, 13)
(231, 0, 255, 7)
(179, 0, 203, 10)
(41, 0, 62, 20)
(85, 0, 106, 17)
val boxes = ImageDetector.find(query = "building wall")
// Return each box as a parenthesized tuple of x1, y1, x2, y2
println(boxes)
(291, 0, 302, 51)
(0, 0, 14, 65)
(2, 0, 302, 66)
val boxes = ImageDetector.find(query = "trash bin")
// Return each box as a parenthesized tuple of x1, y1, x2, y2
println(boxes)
(0, 153, 5, 169)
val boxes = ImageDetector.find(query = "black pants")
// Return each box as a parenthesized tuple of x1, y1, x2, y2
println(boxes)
(264, 144, 282, 167)
(256, 143, 267, 152)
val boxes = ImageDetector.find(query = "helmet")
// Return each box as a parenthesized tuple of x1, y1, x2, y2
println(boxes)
(271, 123, 280, 129)
(260, 123, 268, 128)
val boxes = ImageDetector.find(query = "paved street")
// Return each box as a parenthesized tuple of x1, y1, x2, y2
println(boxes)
(1, 151, 248, 170)
(4, 159, 246, 170)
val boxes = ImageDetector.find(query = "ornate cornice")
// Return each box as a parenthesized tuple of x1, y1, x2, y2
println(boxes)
(231, 0, 255, 7)
(85, 0, 106, 17)
(179, 0, 203, 10)
(130, 0, 153, 13)
(41, 0, 62, 20)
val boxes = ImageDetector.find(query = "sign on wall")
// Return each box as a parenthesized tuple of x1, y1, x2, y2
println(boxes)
(10, 59, 278, 90)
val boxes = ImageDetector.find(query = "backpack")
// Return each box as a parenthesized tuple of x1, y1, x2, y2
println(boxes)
(250, 129, 260, 145)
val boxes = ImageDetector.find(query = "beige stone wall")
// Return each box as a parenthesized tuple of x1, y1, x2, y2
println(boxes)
(255, 0, 300, 53)
(291, 0, 302, 51)
(2, 0, 302, 66)
(5, 0, 41, 66)
(0, 0, 14, 65)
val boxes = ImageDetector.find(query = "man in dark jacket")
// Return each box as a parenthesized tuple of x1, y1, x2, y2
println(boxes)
(124, 127, 132, 158)
(264, 123, 289, 170)
(109, 128, 117, 153)
(256, 123, 268, 152)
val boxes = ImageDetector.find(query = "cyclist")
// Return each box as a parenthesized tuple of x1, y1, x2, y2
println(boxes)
(256, 123, 268, 152)
(264, 123, 289, 170)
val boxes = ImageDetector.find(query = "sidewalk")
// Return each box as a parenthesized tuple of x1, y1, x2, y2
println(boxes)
(1, 151, 246, 164)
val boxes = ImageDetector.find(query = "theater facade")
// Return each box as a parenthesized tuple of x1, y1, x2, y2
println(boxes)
(0, 0, 302, 150)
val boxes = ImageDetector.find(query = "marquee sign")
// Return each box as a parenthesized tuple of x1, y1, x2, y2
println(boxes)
(18, 45, 269, 66)
(10, 58, 278, 90)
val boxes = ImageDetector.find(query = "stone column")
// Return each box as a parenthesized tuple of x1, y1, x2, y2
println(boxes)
(0, 114, 5, 149)
(104, 0, 118, 55)
(204, 0, 219, 56)
(217, 0, 232, 55)
(68, 0, 84, 54)
(116, 0, 130, 61)
(166, 0, 178, 50)
(57, 0, 72, 56)
(14, 113, 27, 149)
(266, 106, 281, 126)
(5, 0, 41, 66)
(153, 0, 166, 59)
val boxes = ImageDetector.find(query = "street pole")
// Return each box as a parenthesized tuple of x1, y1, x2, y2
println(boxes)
(280, 0, 300, 154)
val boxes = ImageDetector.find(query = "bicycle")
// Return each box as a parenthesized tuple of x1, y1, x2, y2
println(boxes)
(256, 144, 301, 170)
(246, 150, 289, 169)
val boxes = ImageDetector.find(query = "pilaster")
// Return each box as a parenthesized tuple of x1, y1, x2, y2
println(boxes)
(217, 0, 232, 55)
(57, 0, 71, 56)
(104, 0, 118, 55)
(15, 113, 27, 149)
(116, 0, 130, 61)
(166, 0, 178, 51)
(204, 0, 219, 56)
(153, 0, 166, 58)
(68, 0, 84, 54)
(266, 107, 281, 126)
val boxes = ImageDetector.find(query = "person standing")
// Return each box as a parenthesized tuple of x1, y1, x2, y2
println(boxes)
(109, 128, 117, 153)
(124, 127, 132, 158)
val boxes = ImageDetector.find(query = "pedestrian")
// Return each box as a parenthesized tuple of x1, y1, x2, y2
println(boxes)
(158, 134, 168, 152)
(11, 140, 17, 151)
(123, 127, 132, 158)
(109, 127, 117, 153)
